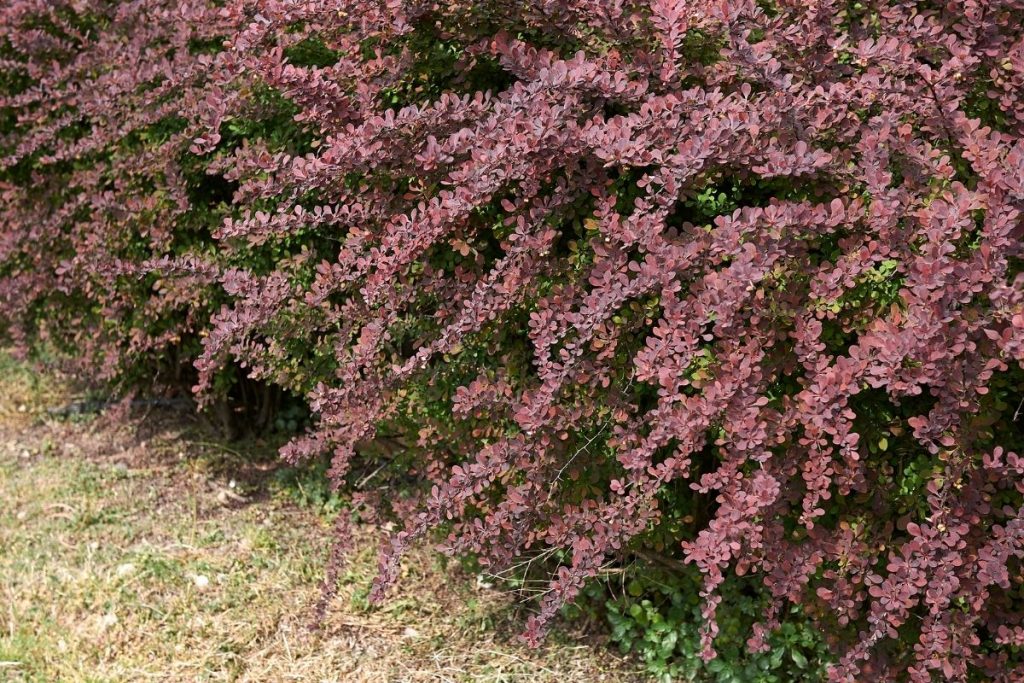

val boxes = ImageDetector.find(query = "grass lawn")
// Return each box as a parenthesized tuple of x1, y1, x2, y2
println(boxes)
(0, 355, 644, 682)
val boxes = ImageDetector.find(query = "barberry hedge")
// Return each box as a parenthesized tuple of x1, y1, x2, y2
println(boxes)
(3, 1, 1024, 679)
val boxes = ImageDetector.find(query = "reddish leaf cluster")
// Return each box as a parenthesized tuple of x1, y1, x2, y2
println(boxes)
(0, 0, 239, 379)
(4, 1, 1024, 679)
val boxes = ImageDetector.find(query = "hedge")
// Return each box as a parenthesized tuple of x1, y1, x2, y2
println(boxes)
(3, 1, 1024, 680)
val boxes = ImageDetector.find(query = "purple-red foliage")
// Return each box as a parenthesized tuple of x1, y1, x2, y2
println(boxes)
(4, 1, 1024, 679)
(0, 0, 239, 379)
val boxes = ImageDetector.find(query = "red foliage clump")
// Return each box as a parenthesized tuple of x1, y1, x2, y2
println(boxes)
(4, 1, 1024, 679)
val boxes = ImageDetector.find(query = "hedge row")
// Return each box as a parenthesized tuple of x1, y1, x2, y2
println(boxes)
(3, 1, 1024, 680)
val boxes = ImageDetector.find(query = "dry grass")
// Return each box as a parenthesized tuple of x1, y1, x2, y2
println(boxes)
(0, 355, 646, 682)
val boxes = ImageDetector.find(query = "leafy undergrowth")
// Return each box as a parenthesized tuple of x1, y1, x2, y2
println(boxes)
(0, 359, 645, 682)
